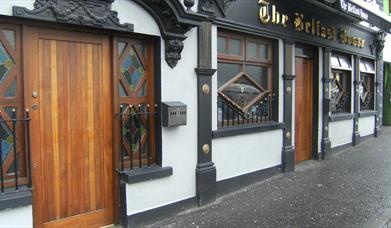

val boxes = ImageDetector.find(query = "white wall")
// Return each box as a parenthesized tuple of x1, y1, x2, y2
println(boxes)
(329, 119, 353, 147)
(0, 206, 33, 228)
(318, 48, 324, 153)
(359, 116, 375, 136)
(113, 0, 199, 215)
(212, 130, 282, 181)
(0, 1, 34, 16)
(384, 34, 391, 63)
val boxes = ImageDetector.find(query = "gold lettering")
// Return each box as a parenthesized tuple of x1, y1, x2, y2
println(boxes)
(305, 21, 311, 34)
(320, 27, 327, 38)
(361, 39, 365, 48)
(316, 21, 321, 36)
(294, 13, 304, 31)
(259, 5, 270, 24)
(282, 15, 289, 27)
(272, 5, 280, 24)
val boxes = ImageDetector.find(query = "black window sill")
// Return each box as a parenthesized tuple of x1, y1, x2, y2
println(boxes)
(119, 165, 173, 184)
(212, 122, 285, 139)
(0, 189, 32, 211)
(359, 110, 377, 117)
(329, 113, 355, 122)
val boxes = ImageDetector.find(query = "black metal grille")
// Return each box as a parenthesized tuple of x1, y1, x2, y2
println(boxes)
(0, 109, 31, 193)
(119, 104, 157, 171)
(217, 94, 275, 128)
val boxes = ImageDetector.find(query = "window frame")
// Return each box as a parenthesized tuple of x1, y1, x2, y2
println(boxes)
(330, 53, 352, 115)
(216, 30, 279, 130)
(359, 59, 376, 111)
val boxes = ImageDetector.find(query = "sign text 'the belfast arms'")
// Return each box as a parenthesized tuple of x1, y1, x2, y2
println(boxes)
(258, 0, 365, 48)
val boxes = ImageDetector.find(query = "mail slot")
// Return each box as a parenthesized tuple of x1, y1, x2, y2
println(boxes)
(162, 102, 187, 127)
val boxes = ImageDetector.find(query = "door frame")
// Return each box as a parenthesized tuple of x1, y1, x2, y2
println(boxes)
(294, 44, 319, 161)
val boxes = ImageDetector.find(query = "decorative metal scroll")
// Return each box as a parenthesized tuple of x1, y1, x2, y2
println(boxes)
(199, 0, 236, 16)
(13, 0, 134, 32)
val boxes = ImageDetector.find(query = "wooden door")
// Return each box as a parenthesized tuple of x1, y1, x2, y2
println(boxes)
(25, 27, 114, 228)
(295, 56, 313, 163)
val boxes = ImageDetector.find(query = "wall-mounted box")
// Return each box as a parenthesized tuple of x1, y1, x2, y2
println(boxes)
(162, 102, 187, 127)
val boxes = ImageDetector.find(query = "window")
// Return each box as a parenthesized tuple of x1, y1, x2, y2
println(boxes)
(0, 24, 30, 193)
(117, 38, 158, 170)
(217, 31, 276, 128)
(359, 59, 375, 111)
(330, 53, 352, 114)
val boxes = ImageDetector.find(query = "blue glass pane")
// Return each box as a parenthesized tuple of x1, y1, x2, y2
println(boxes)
(0, 42, 14, 84)
(0, 121, 13, 162)
(4, 78, 16, 97)
(1, 30, 15, 51)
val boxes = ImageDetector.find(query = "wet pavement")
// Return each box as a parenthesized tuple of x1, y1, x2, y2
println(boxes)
(147, 127, 391, 228)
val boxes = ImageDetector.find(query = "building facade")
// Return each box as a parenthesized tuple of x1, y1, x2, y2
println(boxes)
(0, 0, 389, 227)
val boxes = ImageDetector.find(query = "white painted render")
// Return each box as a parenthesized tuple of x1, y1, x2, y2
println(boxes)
(359, 116, 375, 136)
(0, 206, 33, 228)
(0, 0, 34, 16)
(384, 34, 391, 63)
(212, 130, 283, 181)
(212, 25, 218, 131)
(329, 119, 354, 147)
(318, 48, 324, 153)
(114, 1, 199, 215)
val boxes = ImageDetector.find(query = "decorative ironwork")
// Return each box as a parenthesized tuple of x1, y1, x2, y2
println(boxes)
(216, 0, 236, 14)
(0, 109, 32, 193)
(119, 104, 157, 170)
(13, 0, 134, 32)
(217, 93, 274, 128)
(132, 0, 203, 68)
(199, 0, 216, 15)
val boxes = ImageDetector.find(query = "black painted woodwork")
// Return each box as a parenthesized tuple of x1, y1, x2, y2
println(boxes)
(282, 41, 295, 173)
(13, 0, 133, 31)
(374, 33, 385, 137)
(353, 56, 361, 146)
(322, 48, 332, 159)
(213, 0, 375, 58)
(0, 189, 32, 211)
(195, 22, 217, 206)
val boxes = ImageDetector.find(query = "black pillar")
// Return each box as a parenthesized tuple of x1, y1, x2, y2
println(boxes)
(282, 39, 295, 172)
(195, 21, 217, 206)
(353, 56, 361, 146)
(374, 32, 385, 137)
(321, 48, 332, 159)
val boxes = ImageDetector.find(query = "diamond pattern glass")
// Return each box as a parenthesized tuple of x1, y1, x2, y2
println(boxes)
(0, 42, 14, 84)
(120, 47, 145, 93)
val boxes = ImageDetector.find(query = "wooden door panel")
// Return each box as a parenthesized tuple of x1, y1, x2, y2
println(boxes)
(26, 27, 113, 228)
(295, 57, 313, 163)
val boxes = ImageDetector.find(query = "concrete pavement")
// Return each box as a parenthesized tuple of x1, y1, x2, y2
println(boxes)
(147, 127, 391, 228)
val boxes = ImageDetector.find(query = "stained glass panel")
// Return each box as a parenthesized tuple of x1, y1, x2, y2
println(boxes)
(119, 82, 127, 97)
(118, 41, 126, 57)
(0, 42, 14, 84)
(137, 81, 147, 97)
(4, 78, 16, 97)
(0, 121, 13, 162)
(1, 30, 15, 51)
(120, 47, 145, 93)
(122, 107, 146, 155)
(4, 107, 16, 119)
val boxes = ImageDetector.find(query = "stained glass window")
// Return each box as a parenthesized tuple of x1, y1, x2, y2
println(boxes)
(4, 78, 16, 97)
(1, 30, 15, 51)
(117, 39, 156, 169)
(120, 46, 145, 93)
(0, 42, 14, 84)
